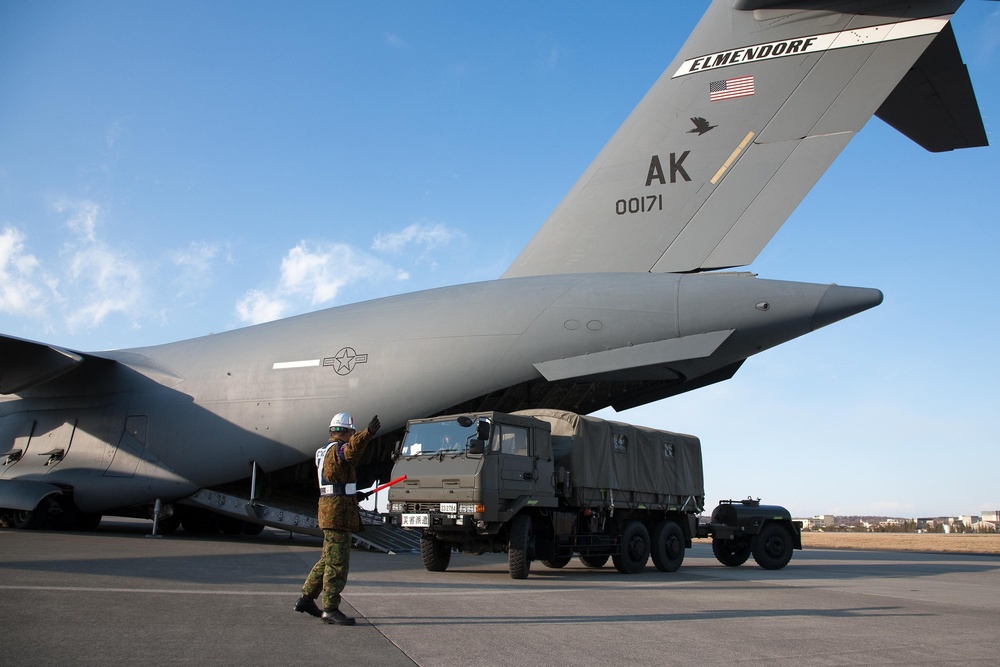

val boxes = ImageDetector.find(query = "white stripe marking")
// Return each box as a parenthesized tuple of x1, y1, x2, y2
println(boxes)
(272, 359, 320, 370)
(673, 15, 951, 78)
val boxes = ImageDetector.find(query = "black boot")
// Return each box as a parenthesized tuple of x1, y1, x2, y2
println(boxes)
(322, 608, 356, 626)
(294, 595, 322, 618)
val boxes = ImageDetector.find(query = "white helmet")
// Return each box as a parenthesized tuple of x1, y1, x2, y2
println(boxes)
(329, 412, 355, 431)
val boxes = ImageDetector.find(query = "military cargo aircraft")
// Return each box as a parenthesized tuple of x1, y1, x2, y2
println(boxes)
(0, 0, 987, 533)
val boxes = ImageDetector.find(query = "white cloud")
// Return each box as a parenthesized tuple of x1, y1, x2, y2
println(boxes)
(169, 241, 220, 297)
(53, 199, 100, 243)
(24, 198, 146, 332)
(64, 242, 142, 331)
(0, 226, 46, 316)
(236, 289, 288, 325)
(234, 224, 464, 326)
(371, 222, 464, 256)
(384, 32, 408, 49)
(235, 240, 397, 325)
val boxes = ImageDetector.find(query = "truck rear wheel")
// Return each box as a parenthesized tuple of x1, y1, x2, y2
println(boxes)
(508, 514, 533, 579)
(751, 522, 794, 570)
(650, 520, 685, 572)
(612, 520, 649, 574)
(712, 538, 751, 567)
(420, 534, 451, 572)
(541, 556, 571, 569)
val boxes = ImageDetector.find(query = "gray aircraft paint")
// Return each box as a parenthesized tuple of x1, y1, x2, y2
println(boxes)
(0, 0, 986, 521)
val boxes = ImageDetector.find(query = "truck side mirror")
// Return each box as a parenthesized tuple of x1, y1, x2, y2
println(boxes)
(476, 420, 491, 441)
(468, 439, 485, 455)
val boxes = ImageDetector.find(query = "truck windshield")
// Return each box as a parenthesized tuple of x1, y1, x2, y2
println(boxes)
(401, 420, 480, 456)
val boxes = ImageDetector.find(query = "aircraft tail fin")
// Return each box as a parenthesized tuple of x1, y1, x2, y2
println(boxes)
(502, 0, 986, 279)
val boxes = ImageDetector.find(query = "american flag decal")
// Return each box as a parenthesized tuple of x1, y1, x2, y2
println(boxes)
(709, 75, 754, 101)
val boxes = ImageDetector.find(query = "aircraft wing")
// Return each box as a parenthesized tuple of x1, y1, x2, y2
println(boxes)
(503, 0, 987, 278)
(0, 334, 86, 394)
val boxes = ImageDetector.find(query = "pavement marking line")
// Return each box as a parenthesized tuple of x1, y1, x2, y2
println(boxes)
(0, 585, 293, 596)
(0, 584, 587, 597)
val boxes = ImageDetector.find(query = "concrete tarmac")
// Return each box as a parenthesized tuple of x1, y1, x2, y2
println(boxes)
(2, 520, 998, 666)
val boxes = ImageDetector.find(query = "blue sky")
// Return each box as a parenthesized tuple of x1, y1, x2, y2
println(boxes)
(1, 1, 997, 519)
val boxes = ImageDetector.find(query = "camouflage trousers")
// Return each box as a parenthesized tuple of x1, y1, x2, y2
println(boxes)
(301, 529, 352, 611)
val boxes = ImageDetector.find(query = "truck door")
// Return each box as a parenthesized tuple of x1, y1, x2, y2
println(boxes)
(495, 423, 534, 499)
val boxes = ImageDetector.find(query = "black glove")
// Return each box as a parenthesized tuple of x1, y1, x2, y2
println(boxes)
(355, 491, 368, 501)
(368, 415, 380, 436)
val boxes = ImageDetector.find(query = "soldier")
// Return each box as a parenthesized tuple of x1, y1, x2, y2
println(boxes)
(294, 411, 380, 625)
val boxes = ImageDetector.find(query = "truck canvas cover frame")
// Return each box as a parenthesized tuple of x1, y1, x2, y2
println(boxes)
(515, 409, 704, 511)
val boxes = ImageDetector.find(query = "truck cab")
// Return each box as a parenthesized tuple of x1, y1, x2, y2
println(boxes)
(388, 412, 555, 542)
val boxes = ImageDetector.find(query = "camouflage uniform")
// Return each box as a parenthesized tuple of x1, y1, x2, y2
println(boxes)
(301, 425, 375, 611)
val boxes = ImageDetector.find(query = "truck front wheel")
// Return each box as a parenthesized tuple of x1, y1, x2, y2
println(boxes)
(420, 534, 452, 572)
(612, 520, 650, 574)
(650, 520, 685, 572)
(508, 514, 533, 579)
(751, 522, 794, 570)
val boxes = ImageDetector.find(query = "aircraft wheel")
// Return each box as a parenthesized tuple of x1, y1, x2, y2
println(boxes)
(242, 521, 265, 536)
(507, 514, 533, 579)
(11, 496, 57, 530)
(181, 510, 216, 534)
(73, 513, 103, 531)
(540, 555, 572, 569)
(217, 516, 247, 535)
(420, 533, 451, 572)
(752, 522, 794, 570)
(579, 554, 609, 569)
(712, 538, 751, 567)
(650, 520, 685, 572)
(156, 514, 181, 534)
(612, 520, 650, 574)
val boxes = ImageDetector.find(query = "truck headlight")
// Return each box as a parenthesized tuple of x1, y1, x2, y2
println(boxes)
(459, 503, 485, 514)
(390, 502, 406, 513)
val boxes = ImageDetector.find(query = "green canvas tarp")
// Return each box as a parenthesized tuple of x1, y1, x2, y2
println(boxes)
(516, 409, 704, 506)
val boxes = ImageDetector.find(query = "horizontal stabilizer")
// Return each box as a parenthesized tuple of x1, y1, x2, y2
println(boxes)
(0, 334, 84, 394)
(875, 22, 988, 152)
(533, 330, 734, 382)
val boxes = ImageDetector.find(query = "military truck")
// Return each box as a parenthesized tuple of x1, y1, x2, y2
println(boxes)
(386, 409, 801, 579)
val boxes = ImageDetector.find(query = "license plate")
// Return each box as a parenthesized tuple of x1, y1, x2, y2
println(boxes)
(401, 513, 430, 528)
(439, 503, 457, 514)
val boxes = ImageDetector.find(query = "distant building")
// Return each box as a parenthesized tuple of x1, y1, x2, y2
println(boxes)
(960, 515, 981, 529)
(982, 510, 999, 523)
(794, 517, 816, 530)
(814, 515, 836, 528)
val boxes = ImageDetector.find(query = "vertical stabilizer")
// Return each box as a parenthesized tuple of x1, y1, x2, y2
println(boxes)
(503, 0, 978, 278)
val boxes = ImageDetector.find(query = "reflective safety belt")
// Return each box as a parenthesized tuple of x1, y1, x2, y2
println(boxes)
(319, 482, 357, 497)
(316, 443, 356, 497)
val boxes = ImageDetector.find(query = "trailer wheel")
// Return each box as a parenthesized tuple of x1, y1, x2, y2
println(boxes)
(541, 556, 571, 569)
(651, 520, 685, 572)
(508, 514, 533, 579)
(752, 522, 794, 570)
(420, 533, 452, 572)
(612, 520, 649, 574)
(579, 554, 609, 569)
(712, 538, 751, 567)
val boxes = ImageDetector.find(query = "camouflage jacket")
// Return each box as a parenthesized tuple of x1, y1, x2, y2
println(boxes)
(316, 426, 375, 531)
